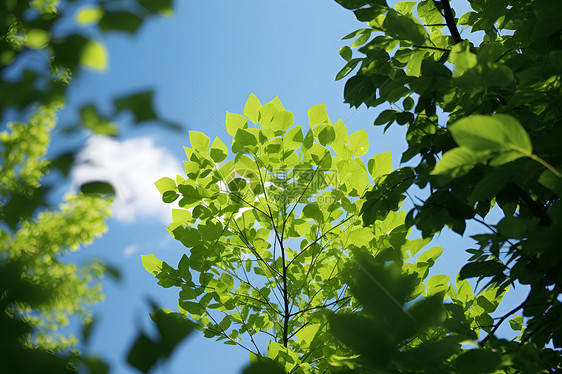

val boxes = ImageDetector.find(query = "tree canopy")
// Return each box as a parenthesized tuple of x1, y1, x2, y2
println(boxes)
(335, 0, 562, 371)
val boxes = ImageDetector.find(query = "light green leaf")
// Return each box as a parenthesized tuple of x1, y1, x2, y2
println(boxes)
(284, 126, 303, 150)
(76, 6, 103, 25)
(348, 227, 374, 248)
(296, 323, 320, 349)
(349, 129, 369, 156)
(258, 103, 278, 127)
(427, 274, 450, 296)
(270, 110, 294, 132)
(267, 341, 299, 372)
(172, 209, 192, 224)
(25, 29, 50, 49)
(244, 93, 262, 124)
(341, 28, 368, 40)
(352, 29, 372, 48)
(80, 40, 107, 71)
(210, 137, 228, 163)
(141, 254, 162, 275)
(189, 131, 211, 151)
(395, 1, 416, 16)
(266, 96, 284, 111)
(155, 177, 177, 194)
(368, 151, 393, 180)
(431, 147, 490, 177)
(226, 112, 247, 136)
(333, 119, 348, 143)
(449, 41, 477, 76)
(449, 114, 532, 153)
(418, 246, 443, 267)
(308, 104, 330, 127)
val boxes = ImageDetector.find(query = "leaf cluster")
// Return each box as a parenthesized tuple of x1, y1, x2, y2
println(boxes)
(336, 0, 562, 371)
(147, 95, 504, 372)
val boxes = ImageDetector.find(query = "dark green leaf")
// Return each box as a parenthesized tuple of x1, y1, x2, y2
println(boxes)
(80, 181, 115, 195)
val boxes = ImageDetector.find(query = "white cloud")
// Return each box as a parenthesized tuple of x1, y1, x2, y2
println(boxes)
(70, 135, 183, 224)
(123, 244, 139, 256)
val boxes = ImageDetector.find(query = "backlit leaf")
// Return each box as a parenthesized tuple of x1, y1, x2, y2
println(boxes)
(244, 93, 262, 124)
(80, 40, 107, 71)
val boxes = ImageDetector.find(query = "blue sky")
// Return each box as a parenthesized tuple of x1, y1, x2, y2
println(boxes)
(47, 1, 527, 373)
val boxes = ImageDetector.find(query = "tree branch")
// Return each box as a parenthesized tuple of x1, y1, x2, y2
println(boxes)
(412, 45, 451, 52)
(481, 291, 531, 345)
(439, 0, 462, 44)
(289, 297, 351, 318)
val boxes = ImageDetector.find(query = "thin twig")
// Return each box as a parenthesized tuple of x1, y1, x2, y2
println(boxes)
(481, 292, 531, 345)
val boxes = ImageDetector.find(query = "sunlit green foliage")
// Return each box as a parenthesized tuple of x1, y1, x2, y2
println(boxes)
(337, 0, 562, 371)
(0, 104, 112, 352)
(1, 0, 173, 129)
(146, 95, 502, 372)
(1, 0, 192, 372)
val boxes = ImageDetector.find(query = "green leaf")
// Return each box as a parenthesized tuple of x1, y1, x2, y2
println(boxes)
(80, 40, 107, 71)
(459, 261, 504, 279)
(138, 0, 173, 14)
(80, 181, 115, 195)
(352, 29, 372, 48)
(341, 27, 369, 39)
(339, 46, 352, 61)
(266, 96, 285, 111)
(418, 246, 443, 267)
(349, 129, 369, 156)
(427, 274, 449, 296)
(383, 9, 427, 45)
(244, 93, 262, 124)
(172, 209, 191, 224)
(431, 147, 490, 177)
(25, 29, 50, 50)
(453, 349, 503, 373)
(127, 308, 194, 373)
(99, 12, 143, 34)
(270, 110, 294, 132)
(226, 112, 248, 136)
(76, 6, 103, 25)
(449, 41, 477, 76)
(509, 315, 523, 331)
(210, 137, 228, 163)
(336, 58, 362, 81)
(114, 91, 157, 123)
(235, 128, 258, 147)
(189, 131, 211, 152)
(403, 97, 414, 111)
(368, 151, 393, 180)
(318, 125, 336, 146)
(162, 191, 179, 203)
(284, 126, 303, 150)
(80, 104, 117, 136)
(243, 359, 285, 374)
(374, 109, 399, 126)
(449, 114, 532, 153)
(308, 104, 330, 127)
(155, 177, 177, 194)
(302, 203, 323, 222)
(141, 254, 162, 275)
